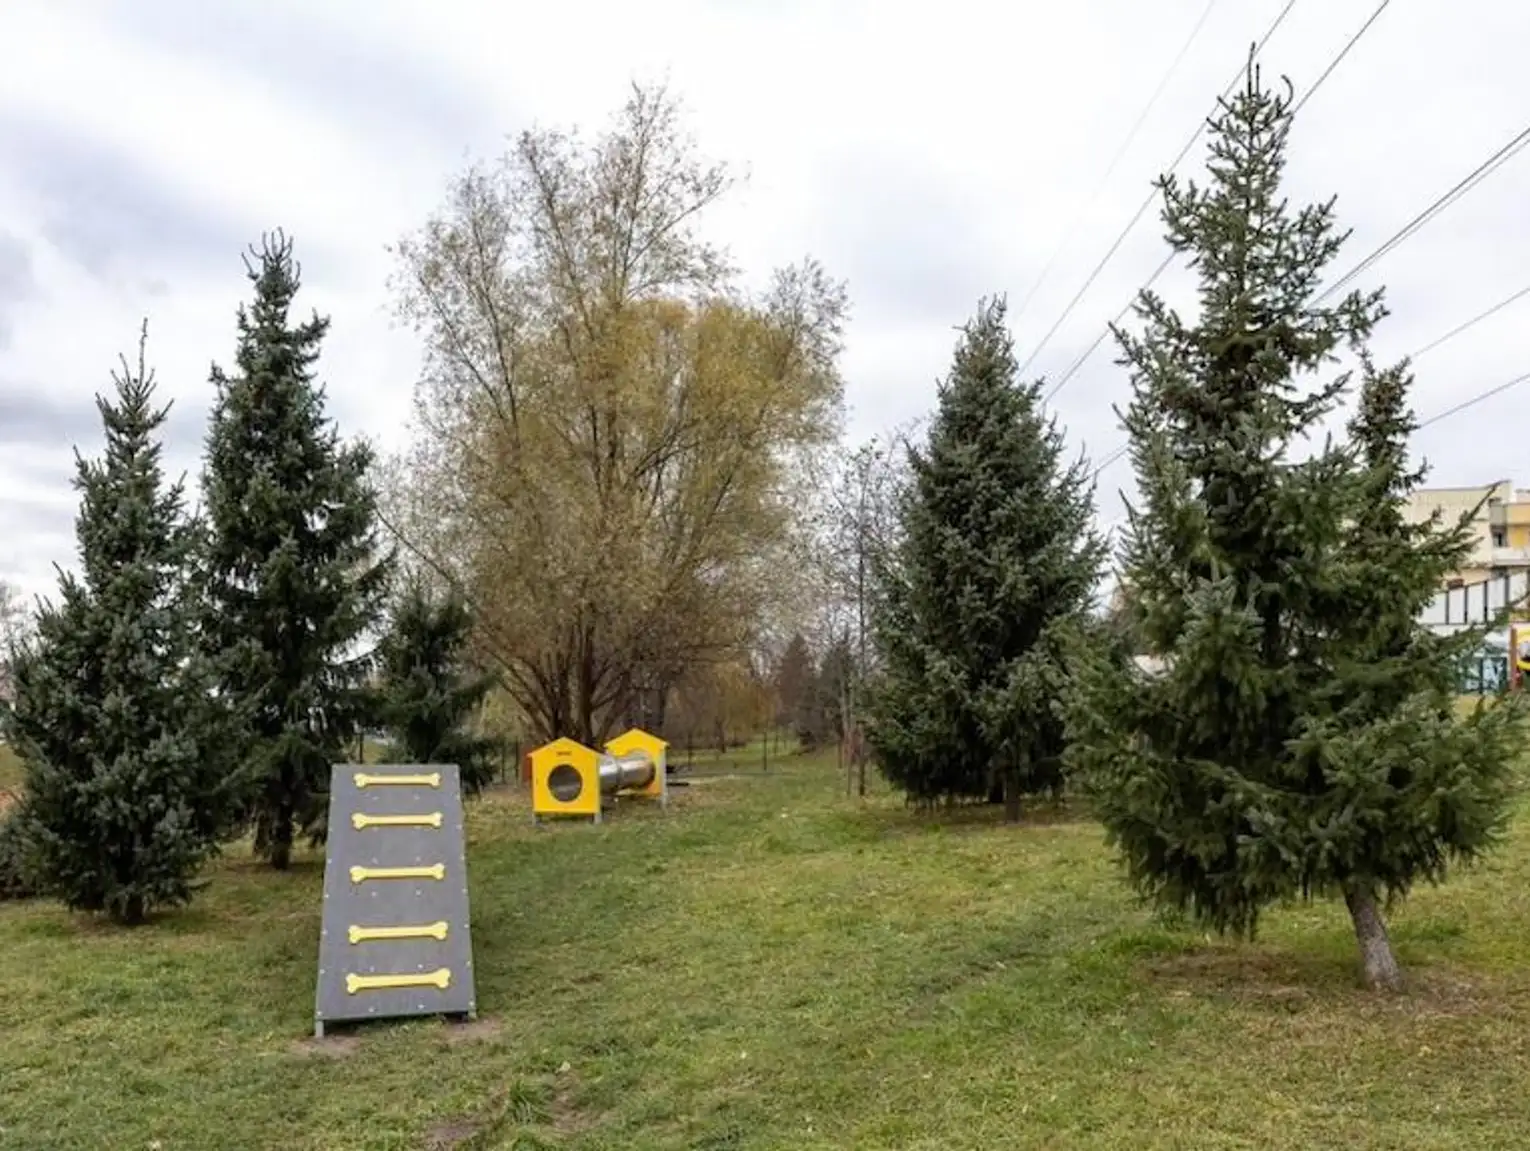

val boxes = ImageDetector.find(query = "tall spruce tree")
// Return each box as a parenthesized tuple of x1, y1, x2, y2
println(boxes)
(865, 298, 1105, 819)
(201, 232, 392, 869)
(6, 325, 240, 923)
(773, 634, 821, 750)
(374, 577, 499, 795)
(1065, 65, 1526, 989)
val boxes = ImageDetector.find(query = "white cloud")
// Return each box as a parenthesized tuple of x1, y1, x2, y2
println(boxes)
(4, 0, 1530, 604)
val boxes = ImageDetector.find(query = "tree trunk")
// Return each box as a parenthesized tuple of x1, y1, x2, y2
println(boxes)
(576, 643, 597, 746)
(117, 892, 146, 927)
(854, 722, 867, 797)
(1344, 884, 1402, 991)
(653, 680, 670, 736)
(270, 811, 294, 871)
(1002, 768, 1021, 823)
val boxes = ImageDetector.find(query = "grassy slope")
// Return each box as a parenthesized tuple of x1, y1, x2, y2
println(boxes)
(1, 752, 1529, 1150)
(0, 744, 21, 794)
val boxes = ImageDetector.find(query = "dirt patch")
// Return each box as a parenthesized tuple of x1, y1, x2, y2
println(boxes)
(549, 1073, 588, 1136)
(289, 1034, 360, 1059)
(441, 1016, 503, 1046)
(0, 789, 18, 815)
(421, 1118, 480, 1149)
(1144, 945, 1506, 1018)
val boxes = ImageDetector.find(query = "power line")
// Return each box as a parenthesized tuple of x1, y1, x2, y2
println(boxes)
(1416, 369, 1530, 430)
(1410, 282, 1530, 361)
(1090, 369, 1530, 492)
(1015, 0, 1300, 381)
(1092, 360, 1530, 483)
(1089, 283, 1530, 480)
(1092, 441, 1130, 479)
(1289, 0, 1390, 116)
(1042, 0, 1392, 404)
(1081, 112, 1530, 426)
(1011, 0, 1222, 328)
(1044, 249, 1173, 404)
(1315, 121, 1530, 305)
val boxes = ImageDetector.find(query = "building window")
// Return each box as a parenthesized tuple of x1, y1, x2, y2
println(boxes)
(1492, 527, 1508, 547)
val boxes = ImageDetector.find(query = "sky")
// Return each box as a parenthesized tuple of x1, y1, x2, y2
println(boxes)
(3, 0, 1530, 605)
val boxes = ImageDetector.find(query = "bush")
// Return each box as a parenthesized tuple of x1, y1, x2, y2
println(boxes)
(0, 806, 37, 900)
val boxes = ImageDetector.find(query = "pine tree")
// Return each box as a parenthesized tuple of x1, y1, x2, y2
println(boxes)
(1066, 64, 1526, 989)
(375, 577, 499, 795)
(773, 634, 820, 750)
(200, 232, 392, 869)
(865, 298, 1105, 819)
(5, 325, 241, 923)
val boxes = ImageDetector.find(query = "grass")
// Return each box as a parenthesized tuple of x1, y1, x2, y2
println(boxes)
(2, 752, 1530, 1149)
(0, 744, 21, 795)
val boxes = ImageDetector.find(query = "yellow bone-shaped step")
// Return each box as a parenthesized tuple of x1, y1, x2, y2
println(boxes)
(347, 921, 449, 945)
(349, 863, 445, 884)
(345, 967, 451, 995)
(353, 771, 441, 789)
(351, 811, 443, 830)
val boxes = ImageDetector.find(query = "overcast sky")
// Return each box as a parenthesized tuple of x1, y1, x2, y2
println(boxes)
(3, 0, 1529, 605)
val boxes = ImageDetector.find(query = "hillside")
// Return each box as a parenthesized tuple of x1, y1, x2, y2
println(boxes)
(1, 753, 1528, 1149)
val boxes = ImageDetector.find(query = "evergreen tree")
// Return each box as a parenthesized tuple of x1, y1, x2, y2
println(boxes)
(200, 232, 392, 869)
(6, 325, 241, 923)
(865, 298, 1105, 819)
(375, 577, 499, 795)
(773, 634, 820, 750)
(1066, 65, 1526, 989)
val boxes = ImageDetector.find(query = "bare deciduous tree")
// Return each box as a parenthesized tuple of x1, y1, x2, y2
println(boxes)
(385, 83, 846, 745)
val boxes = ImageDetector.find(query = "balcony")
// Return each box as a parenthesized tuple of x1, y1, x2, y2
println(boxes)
(1487, 546, 1530, 567)
(1423, 568, 1530, 631)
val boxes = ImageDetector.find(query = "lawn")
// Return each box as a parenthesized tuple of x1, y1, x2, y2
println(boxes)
(0, 744, 21, 795)
(2, 751, 1530, 1150)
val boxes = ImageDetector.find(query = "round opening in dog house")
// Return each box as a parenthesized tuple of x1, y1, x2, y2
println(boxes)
(548, 763, 584, 803)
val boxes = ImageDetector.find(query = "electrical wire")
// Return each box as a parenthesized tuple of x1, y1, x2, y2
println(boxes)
(1011, 0, 1222, 328)
(1084, 116, 1530, 455)
(1042, 0, 1392, 405)
(1314, 120, 1530, 304)
(1089, 293, 1530, 481)
(1289, 0, 1390, 116)
(1091, 359, 1530, 483)
(1409, 281, 1530, 361)
(1015, 0, 1300, 381)
(1416, 370, 1530, 430)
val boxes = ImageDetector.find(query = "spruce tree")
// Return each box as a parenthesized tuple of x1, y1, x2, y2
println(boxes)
(374, 577, 499, 795)
(865, 298, 1105, 819)
(200, 232, 392, 869)
(1066, 65, 1526, 989)
(773, 634, 820, 750)
(6, 325, 240, 923)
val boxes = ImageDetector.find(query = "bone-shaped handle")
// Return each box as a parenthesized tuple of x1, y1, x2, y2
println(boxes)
(347, 921, 449, 945)
(351, 811, 443, 830)
(353, 772, 441, 789)
(345, 967, 452, 995)
(349, 863, 445, 883)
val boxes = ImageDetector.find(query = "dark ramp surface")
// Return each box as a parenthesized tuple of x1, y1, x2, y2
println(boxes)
(314, 763, 477, 1035)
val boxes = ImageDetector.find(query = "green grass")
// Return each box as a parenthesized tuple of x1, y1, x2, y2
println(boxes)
(3, 755, 1530, 1149)
(0, 743, 21, 794)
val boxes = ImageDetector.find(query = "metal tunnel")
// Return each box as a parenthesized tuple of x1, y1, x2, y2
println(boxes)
(546, 750, 655, 803)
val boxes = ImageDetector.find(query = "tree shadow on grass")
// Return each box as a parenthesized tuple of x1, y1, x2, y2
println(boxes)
(857, 795, 1095, 840)
(1138, 940, 1507, 1019)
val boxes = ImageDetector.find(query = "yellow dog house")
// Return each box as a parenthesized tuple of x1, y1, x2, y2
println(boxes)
(528, 729, 668, 824)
